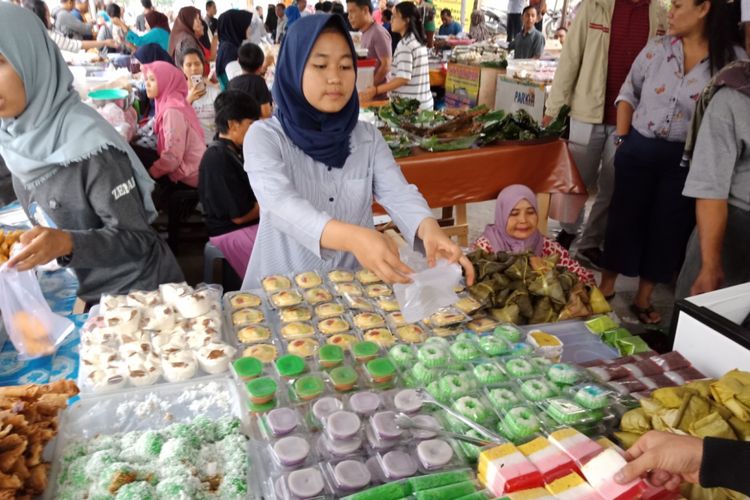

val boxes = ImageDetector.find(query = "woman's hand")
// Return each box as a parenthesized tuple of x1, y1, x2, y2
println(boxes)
(6, 227, 74, 271)
(615, 431, 703, 490)
(418, 218, 475, 285)
(187, 83, 206, 104)
(358, 86, 377, 103)
(347, 226, 413, 284)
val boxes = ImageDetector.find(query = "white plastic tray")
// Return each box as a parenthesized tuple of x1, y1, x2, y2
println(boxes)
(45, 374, 251, 499)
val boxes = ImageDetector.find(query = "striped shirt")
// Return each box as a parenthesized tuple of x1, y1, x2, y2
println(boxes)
(241, 117, 433, 289)
(49, 30, 82, 52)
(390, 34, 434, 110)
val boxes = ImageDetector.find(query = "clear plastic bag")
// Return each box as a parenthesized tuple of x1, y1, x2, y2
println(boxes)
(393, 248, 462, 324)
(0, 266, 74, 359)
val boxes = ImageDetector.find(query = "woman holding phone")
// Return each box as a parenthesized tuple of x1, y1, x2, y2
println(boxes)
(181, 47, 221, 144)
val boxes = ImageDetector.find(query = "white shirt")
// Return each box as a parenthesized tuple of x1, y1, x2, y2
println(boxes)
(247, 14, 267, 45)
(191, 84, 221, 144)
(241, 117, 433, 288)
(390, 34, 434, 110)
(743, 0, 750, 22)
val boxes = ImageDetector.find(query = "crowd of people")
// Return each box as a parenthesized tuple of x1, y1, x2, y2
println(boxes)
(0, 0, 750, 493)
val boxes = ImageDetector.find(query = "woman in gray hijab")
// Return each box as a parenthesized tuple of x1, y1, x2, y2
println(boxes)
(0, 2, 183, 304)
(469, 10, 491, 42)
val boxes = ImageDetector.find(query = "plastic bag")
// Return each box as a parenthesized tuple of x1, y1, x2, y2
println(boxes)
(393, 247, 462, 324)
(0, 266, 74, 359)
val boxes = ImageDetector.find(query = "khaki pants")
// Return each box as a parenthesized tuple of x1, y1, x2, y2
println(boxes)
(561, 118, 617, 251)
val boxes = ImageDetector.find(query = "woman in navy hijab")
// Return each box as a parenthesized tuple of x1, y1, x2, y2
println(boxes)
(240, 14, 474, 288)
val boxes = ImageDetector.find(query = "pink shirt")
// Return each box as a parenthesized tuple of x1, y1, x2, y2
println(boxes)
(150, 108, 206, 188)
(360, 21, 392, 86)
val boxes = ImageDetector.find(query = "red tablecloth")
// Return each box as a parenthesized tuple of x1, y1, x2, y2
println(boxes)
(396, 139, 586, 224)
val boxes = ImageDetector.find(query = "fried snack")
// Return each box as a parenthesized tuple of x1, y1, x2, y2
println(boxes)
(0, 229, 23, 265)
(0, 381, 78, 498)
(11, 312, 53, 357)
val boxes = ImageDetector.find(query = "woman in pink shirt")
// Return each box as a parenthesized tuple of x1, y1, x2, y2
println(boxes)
(143, 61, 206, 189)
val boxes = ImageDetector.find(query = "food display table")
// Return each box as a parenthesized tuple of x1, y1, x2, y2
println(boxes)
(0, 202, 84, 387)
(394, 139, 587, 245)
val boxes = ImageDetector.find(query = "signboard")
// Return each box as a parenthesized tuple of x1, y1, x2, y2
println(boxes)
(445, 63, 481, 108)
(494, 75, 548, 122)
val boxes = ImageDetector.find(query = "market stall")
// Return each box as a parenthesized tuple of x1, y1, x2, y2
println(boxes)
(2, 237, 749, 498)
(396, 140, 587, 244)
(4, 17, 749, 500)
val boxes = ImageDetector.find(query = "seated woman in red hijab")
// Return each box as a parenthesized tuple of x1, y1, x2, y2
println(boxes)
(473, 184, 595, 285)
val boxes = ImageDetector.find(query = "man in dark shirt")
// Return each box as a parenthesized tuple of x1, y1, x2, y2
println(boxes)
(228, 43, 273, 118)
(508, 6, 545, 59)
(205, 0, 218, 35)
(198, 90, 261, 278)
(134, 0, 153, 32)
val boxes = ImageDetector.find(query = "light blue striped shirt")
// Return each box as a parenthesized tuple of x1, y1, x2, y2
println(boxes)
(241, 117, 433, 289)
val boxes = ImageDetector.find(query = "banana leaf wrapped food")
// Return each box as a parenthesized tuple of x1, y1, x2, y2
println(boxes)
(558, 282, 592, 320)
(588, 286, 612, 314)
(558, 271, 578, 293)
(490, 303, 521, 324)
(529, 254, 559, 273)
(527, 270, 566, 305)
(529, 297, 557, 324)
(503, 253, 531, 281)
(505, 287, 534, 319)
(467, 249, 604, 325)
(477, 259, 504, 281)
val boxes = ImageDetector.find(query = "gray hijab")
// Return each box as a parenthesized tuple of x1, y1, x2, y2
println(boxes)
(0, 3, 157, 221)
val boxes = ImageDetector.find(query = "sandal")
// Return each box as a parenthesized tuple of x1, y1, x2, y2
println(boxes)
(630, 303, 662, 325)
(604, 292, 616, 301)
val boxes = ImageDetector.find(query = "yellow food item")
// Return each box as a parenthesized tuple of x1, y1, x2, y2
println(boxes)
(13, 311, 53, 356)
(0, 229, 23, 263)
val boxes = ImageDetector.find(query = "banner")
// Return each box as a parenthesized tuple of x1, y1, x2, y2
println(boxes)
(445, 63, 481, 108)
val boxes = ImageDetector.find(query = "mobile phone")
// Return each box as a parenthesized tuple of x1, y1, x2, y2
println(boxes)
(190, 75, 205, 91)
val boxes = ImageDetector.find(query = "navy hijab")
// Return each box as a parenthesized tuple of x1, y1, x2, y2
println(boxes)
(216, 10, 253, 78)
(134, 43, 175, 65)
(273, 14, 359, 169)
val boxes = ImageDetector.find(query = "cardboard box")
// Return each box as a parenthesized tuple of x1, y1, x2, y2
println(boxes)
(494, 75, 549, 122)
(445, 63, 506, 109)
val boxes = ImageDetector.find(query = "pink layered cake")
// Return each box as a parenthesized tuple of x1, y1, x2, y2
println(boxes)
(548, 428, 603, 465)
(478, 442, 543, 495)
(545, 472, 603, 500)
(518, 436, 577, 483)
(595, 438, 679, 500)
(581, 448, 647, 500)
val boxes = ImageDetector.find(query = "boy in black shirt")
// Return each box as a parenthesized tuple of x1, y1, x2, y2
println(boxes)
(228, 43, 273, 118)
(198, 90, 261, 277)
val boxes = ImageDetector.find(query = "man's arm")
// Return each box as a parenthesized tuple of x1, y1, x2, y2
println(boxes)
(691, 199, 728, 295)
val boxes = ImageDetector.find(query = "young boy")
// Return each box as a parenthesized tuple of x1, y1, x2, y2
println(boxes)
(228, 43, 273, 118)
(198, 90, 262, 278)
